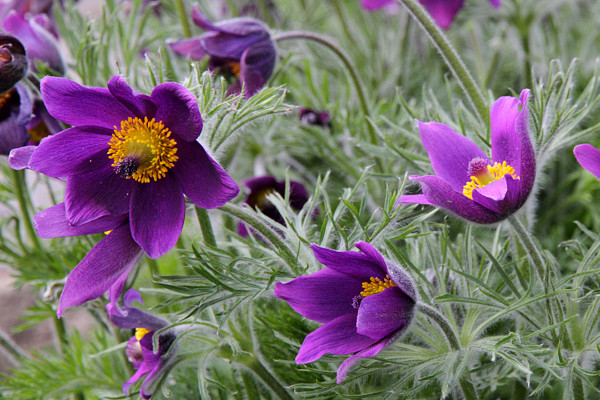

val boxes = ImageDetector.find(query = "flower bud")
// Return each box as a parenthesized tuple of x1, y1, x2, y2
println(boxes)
(0, 34, 28, 93)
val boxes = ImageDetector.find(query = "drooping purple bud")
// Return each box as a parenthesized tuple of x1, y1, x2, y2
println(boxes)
(0, 34, 28, 93)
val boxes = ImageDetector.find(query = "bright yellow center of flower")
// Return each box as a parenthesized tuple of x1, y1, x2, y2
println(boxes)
(462, 160, 519, 199)
(0, 89, 14, 109)
(107, 117, 178, 183)
(360, 275, 397, 297)
(229, 62, 241, 78)
(135, 327, 151, 341)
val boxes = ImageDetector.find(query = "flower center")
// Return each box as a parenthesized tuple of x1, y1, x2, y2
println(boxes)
(108, 117, 178, 183)
(27, 121, 52, 144)
(228, 61, 241, 78)
(360, 275, 396, 298)
(135, 327, 151, 341)
(462, 158, 519, 199)
(0, 89, 14, 110)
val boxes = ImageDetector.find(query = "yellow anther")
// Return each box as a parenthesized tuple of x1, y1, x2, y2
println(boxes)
(107, 117, 178, 183)
(360, 275, 397, 298)
(135, 327, 151, 341)
(462, 161, 519, 199)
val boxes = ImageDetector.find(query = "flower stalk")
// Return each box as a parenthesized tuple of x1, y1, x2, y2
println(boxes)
(11, 169, 41, 251)
(395, 0, 490, 128)
(243, 355, 295, 400)
(507, 215, 546, 284)
(273, 31, 377, 144)
(196, 207, 217, 247)
(174, 0, 192, 38)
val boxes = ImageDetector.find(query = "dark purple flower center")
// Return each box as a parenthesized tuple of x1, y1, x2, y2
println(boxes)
(352, 294, 364, 310)
(107, 117, 178, 183)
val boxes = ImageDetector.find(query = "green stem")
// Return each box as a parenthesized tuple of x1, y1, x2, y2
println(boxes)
(54, 317, 69, 354)
(417, 303, 478, 400)
(572, 373, 585, 400)
(174, 0, 192, 38)
(395, 0, 489, 127)
(12, 169, 42, 251)
(196, 207, 217, 247)
(0, 327, 24, 365)
(244, 356, 294, 400)
(273, 31, 377, 144)
(219, 204, 297, 271)
(507, 215, 546, 285)
(330, 0, 355, 44)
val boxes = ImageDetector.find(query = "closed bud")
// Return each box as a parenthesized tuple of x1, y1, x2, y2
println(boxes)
(0, 34, 27, 93)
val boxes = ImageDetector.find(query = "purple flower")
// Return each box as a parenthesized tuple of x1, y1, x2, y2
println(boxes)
(2, 10, 65, 74)
(574, 144, 600, 180)
(299, 108, 331, 128)
(0, 82, 34, 155)
(274, 241, 416, 383)
(399, 89, 534, 224)
(238, 175, 308, 237)
(169, 6, 276, 98)
(22, 75, 239, 259)
(32, 202, 142, 317)
(107, 289, 178, 399)
(361, 0, 501, 29)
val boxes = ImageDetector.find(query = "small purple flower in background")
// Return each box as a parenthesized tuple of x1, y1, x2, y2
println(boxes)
(238, 175, 308, 237)
(574, 144, 600, 180)
(400, 89, 534, 224)
(361, 0, 501, 29)
(22, 75, 239, 259)
(274, 241, 416, 383)
(2, 10, 66, 74)
(107, 289, 179, 399)
(169, 5, 276, 98)
(299, 108, 331, 128)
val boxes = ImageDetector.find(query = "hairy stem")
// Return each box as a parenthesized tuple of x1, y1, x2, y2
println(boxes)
(196, 207, 217, 247)
(244, 356, 294, 400)
(274, 30, 377, 144)
(507, 215, 546, 286)
(395, 0, 489, 127)
(12, 169, 42, 251)
(174, 0, 192, 38)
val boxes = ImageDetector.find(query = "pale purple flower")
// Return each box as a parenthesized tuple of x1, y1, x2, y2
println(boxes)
(274, 241, 416, 383)
(400, 89, 534, 224)
(169, 5, 276, 98)
(574, 144, 600, 180)
(107, 289, 178, 399)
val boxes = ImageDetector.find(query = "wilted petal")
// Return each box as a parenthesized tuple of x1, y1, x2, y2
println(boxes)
(57, 223, 142, 317)
(419, 121, 489, 192)
(274, 269, 363, 323)
(574, 144, 600, 180)
(295, 313, 379, 364)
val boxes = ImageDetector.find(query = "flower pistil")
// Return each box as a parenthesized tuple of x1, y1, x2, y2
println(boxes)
(462, 158, 518, 199)
(108, 116, 178, 183)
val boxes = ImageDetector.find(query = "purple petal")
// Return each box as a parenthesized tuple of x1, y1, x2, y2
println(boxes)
(274, 269, 363, 323)
(0, 115, 28, 155)
(150, 83, 203, 142)
(41, 76, 134, 129)
(412, 174, 501, 223)
(356, 287, 415, 340)
(354, 242, 387, 272)
(360, 0, 395, 11)
(57, 223, 143, 317)
(123, 359, 155, 395)
(130, 176, 185, 259)
(420, 0, 465, 30)
(28, 126, 113, 178)
(488, 0, 501, 8)
(311, 244, 387, 282)
(295, 313, 379, 364)
(65, 160, 134, 225)
(107, 76, 157, 119)
(172, 141, 239, 209)
(34, 203, 127, 238)
(574, 144, 600, 180)
(515, 89, 535, 206)
(168, 37, 206, 60)
(419, 121, 489, 192)
(397, 194, 433, 206)
(470, 175, 519, 216)
(336, 337, 392, 383)
(8, 145, 36, 170)
(239, 41, 276, 97)
(192, 6, 268, 36)
(106, 305, 169, 332)
(490, 95, 522, 173)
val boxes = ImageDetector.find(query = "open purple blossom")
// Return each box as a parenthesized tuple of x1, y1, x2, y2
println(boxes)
(274, 241, 416, 383)
(361, 0, 501, 29)
(238, 175, 308, 237)
(107, 289, 178, 399)
(3, 10, 65, 74)
(32, 202, 142, 317)
(169, 5, 276, 98)
(574, 144, 600, 180)
(21, 75, 239, 259)
(399, 89, 534, 224)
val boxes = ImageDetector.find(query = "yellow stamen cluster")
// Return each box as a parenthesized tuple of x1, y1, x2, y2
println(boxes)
(135, 327, 151, 341)
(462, 161, 518, 199)
(360, 275, 397, 298)
(0, 89, 13, 109)
(27, 121, 51, 143)
(229, 61, 241, 77)
(107, 117, 178, 183)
